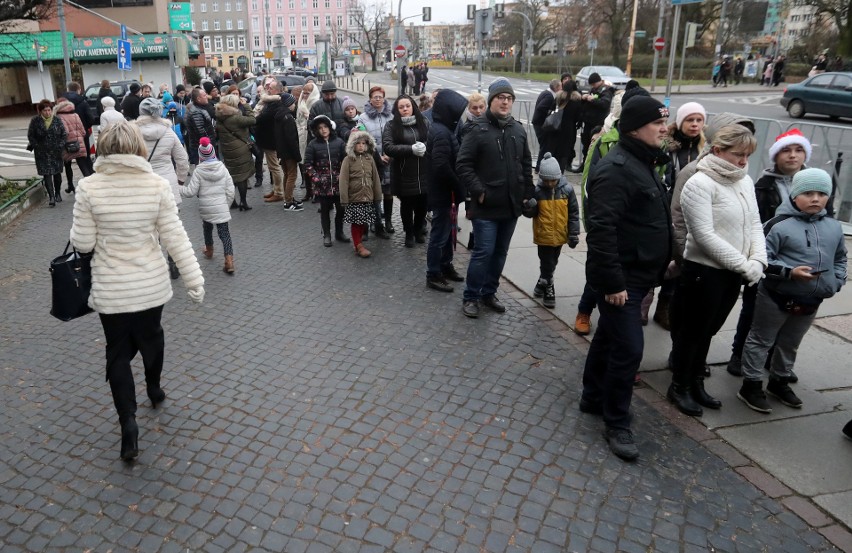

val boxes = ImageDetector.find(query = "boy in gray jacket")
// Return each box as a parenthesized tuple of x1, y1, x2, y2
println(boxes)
(738, 168, 847, 413)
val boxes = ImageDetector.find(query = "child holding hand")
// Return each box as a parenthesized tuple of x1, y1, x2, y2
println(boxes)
(340, 130, 382, 258)
(523, 152, 580, 308)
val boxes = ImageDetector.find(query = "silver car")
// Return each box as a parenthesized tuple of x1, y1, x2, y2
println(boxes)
(575, 66, 631, 90)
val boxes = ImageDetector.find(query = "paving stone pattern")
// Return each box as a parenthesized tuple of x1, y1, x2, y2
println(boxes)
(0, 186, 838, 552)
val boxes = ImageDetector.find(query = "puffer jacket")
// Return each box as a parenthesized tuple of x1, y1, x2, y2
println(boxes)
(425, 89, 467, 210)
(762, 201, 847, 300)
(99, 106, 125, 132)
(63, 91, 94, 131)
(523, 176, 580, 247)
(304, 132, 346, 197)
(215, 103, 256, 183)
(382, 116, 429, 197)
(137, 115, 190, 206)
(358, 101, 392, 156)
(680, 156, 767, 273)
(27, 115, 66, 176)
(754, 168, 796, 223)
(340, 130, 381, 205)
(180, 159, 235, 224)
(309, 97, 346, 138)
(54, 101, 86, 162)
(186, 102, 216, 154)
(671, 112, 754, 259)
(253, 95, 283, 151)
(455, 109, 534, 221)
(70, 154, 204, 314)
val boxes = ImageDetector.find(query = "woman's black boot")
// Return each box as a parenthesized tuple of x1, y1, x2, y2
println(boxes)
(237, 181, 251, 211)
(691, 378, 722, 409)
(45, 179, 56, 207)
(120, 416, 139, 461)
(666, 383, 703, 416)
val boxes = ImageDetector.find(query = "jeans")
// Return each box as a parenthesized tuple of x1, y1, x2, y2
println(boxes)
(426, 206, 455, 278)
(578, 281, 598, 314)
(463, 218, 518, 302)
(581, 286, 649, 430)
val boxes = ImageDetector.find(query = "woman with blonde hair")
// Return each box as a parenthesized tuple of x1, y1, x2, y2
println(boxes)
(70, 121, 204, 461)
(215, 92, 257, 210)
(667, 124, 766, 417)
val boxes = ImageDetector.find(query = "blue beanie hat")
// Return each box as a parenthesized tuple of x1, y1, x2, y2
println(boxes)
(789, 168, 832, 199)
(487, 78, 515, 106)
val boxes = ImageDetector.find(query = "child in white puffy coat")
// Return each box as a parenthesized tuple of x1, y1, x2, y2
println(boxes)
(181, 137, 237, 274)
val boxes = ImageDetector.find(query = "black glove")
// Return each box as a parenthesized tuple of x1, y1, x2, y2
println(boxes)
(26, 144, 34, 152)
(569, 237, 579, 249)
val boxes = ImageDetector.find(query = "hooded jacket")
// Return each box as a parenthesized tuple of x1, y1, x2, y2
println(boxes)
(382, 112, 430, 198)
(304, 116, 346, 196)
(358, 100, 393, 156)
(253, 95, 284, 151)
(136, 115, 190, 206)
(455, 109, 534, 221)
(296, 85, 320, 158)
(523, 176, 580, 247)
(54, 101, 87, 162)
(762, 201, 847, 300)
(340, 130, 381, 205)
(426, 89, 467, 210)
(70, 154, 204, 314)
(671, 112, 754, 259)
(754, 167, 797, 223)
(215, 102, 256, 182)
(180, 158, 235, 224)
(63, 91, 94, 130)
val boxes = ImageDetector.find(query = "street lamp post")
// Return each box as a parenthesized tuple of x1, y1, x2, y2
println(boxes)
(513, 11, 532, 76)
(396, 0, 404, 95)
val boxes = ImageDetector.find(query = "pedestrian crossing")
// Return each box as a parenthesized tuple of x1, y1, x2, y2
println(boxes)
(696, 95, 781, 105)
(0, 136, 34, 167)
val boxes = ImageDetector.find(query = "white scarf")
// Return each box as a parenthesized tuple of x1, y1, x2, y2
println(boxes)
(696, 154, 747, 185)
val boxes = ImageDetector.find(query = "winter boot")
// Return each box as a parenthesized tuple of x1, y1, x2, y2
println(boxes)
(737, 379, 772, 413)
(201, 245, 214, 259)
(45, 179, 56, 207)
(54, 181, 62, 203)
(374, 219, 390, 239)
(384, 216, 395, 234)
(65, 180, 75, 194)
(691, 378, 721, 409)
(237, 181, 251, 211)
(119, 416, 139, 461)
(404, 233, 415, 248)
(667, 382, 703, 416)
(223, 255, 235, 274)
(766, 377, 802, 408)
(533, 278, 548, 298)
(543, 280, 556, 309)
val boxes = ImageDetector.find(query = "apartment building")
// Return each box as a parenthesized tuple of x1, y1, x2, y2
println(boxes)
(191, 0, 251, 71)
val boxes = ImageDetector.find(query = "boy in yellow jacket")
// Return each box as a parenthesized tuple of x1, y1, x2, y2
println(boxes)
(523, 152, 580, 308)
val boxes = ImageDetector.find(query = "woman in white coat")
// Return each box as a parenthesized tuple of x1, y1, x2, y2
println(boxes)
(667, 124, 766, 417)
(137, 98, 191, 279)
(70, 121, 205, 461)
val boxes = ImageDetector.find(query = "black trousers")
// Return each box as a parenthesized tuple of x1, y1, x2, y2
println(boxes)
(319, 195, 344, 235)
(670, 261, 742, 385)
(99, 305, 165, 421)
(399, 193, 427, 235)
(538, 245, 562, 281)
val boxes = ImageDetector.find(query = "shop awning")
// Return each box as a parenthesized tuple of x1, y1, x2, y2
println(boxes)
(0, 32, 74, 67)
(71, 34, 199, 61)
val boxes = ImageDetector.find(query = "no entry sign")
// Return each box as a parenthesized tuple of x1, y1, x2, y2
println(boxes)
(654, 37, 665, 51)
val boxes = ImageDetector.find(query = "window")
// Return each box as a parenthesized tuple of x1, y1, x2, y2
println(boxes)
(277, 16, 283, 29)
(266, 35, 272, 47)
(807, 74, 834, 88)
(336, 0, 341, 7)
(212, 2, 219, 11)
(325, 15, 331, 27)
(254, 34, 260, 47)
(227, 36, 235, 50)
(313, 16, 319, 27)
(225, 1, 231, 10)
(214, 19, 221, 30)
(302, 33, 308, 45)
(312, 0, 317, 7)
(290, 35, 296, 45)
(200, 2, 207, 11)
(236, 0, 242, 10)
(276, 0, 282, 8)
(348, 14, 354, 26)
(337, 15, 342, 26)
(252, 16, 259, 29)
(203, 36, 212, 51)
(289, 16, 296, 28)
(301, 15, 307, 27)
(831, 75, 852, 90)
(201, 19, 209, 30)
(214, 36, 223, 50)
(251, 0, 257, 9)
(226, 19, 233, 29)
(300, 0, 306, 7)
(324, 0, 329, 7)
(237, 19, 244, 29)
(238, 36, 246, 49)
(289, 0, 294, 7)
(337, 32, 343, 44)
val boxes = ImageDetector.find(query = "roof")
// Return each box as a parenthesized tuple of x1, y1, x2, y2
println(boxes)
(0, 32, 74, 67)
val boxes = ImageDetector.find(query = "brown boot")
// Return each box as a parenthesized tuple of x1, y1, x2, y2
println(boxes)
(355, 243, 371, 258)
(223, 255, 235, 274)
(201, 245, 213, 259)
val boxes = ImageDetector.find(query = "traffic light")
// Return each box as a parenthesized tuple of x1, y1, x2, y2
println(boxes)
(290, 49, 297, 62)
(422, 7, 431, 21)
(494, 3, 505, 18)
(467, 4, 476, 20)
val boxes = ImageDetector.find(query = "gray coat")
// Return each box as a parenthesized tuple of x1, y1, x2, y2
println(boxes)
(27, 115, 66, 176)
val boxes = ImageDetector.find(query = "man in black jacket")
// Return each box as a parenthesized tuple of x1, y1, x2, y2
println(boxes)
(64, 81, 95, 161)
(456, 78, 534, 318)
(309, 80, 345, 138)
(254, 85, 288, 203)
(121, 83, 143, 120)
(274, 91, 303, 210)
(578, 72, 613, 171)
(531, 78, 561, 172)
(580, 95, 671, 461)
(186, 87, 216, 165)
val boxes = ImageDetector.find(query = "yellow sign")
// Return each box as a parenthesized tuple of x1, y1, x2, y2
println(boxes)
(264, 51, 274, 59)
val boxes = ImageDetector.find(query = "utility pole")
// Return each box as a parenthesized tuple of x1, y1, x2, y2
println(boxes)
(713, 0, 728, 57)
(624, 0, 639, 76)
(57, 0, 73, 86)
(649, 0, 666, 92)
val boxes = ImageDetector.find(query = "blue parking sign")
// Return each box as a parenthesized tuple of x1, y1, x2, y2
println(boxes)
(117, 39, 132, 71)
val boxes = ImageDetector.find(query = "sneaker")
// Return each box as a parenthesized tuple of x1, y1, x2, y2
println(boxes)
(737, 381, 772, 413)
(462, 300, 480, 319)
(766, 379, 802, 408)
(481, 295, 506, 313)
(574, 312, 591, 335)
(543, 282, 556, 309)
(442, 266, 465, 282)
(779, 371, 798, 384)
(603, 428, 639, 461)
(284, 202, 304, 212)
(726, 354, 743, 377)
(426, 276, 454, 293)
(533, 278, 547, 298)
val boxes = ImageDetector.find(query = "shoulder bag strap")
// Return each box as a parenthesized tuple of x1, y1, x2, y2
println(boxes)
(147, 137, 162, 161)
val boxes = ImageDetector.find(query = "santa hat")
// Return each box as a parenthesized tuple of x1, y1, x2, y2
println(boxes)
(768, 129, 812, 163)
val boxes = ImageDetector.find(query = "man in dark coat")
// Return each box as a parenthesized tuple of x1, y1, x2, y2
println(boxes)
(456, 78, 534, 318)
(273, 91, 303, 210)
(64, 81, 95, 160)
(578, 72, 614, 170)
(121, 83, 143, 120)
(581, 96, 672, 462)
(531, 78, 561, 172)
(185, 87, 217, 165)
(309, 80, 345, 138)
(425, 89, 468, 292)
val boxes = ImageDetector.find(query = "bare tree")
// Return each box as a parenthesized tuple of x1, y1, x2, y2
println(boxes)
(809, 0, 852, 55)
(348, 0, 391, 71)
(496, 0, 559, 57)
(405, 24, 423, 60)
(0, 0, 54, 33)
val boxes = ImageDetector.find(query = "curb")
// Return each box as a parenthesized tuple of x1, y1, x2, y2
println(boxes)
(0, 180, 44, 232)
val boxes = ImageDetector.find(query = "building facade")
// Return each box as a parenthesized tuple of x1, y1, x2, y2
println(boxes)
(190, 0, 251, 71)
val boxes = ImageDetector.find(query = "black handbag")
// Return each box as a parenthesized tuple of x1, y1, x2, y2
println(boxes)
(50, 241, 94, 321)
(65, 140, 80, 154)
(542, 108, 562, 132)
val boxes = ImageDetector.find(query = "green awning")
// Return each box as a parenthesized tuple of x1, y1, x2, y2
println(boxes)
(0, 32, 74, 66)
(71, 34, 199, 61)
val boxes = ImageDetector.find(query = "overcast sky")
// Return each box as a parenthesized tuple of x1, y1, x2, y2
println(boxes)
(388, 0, 480, 26)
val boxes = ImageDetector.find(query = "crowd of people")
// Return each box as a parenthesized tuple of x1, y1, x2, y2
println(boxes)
(28, 70, 850, 462)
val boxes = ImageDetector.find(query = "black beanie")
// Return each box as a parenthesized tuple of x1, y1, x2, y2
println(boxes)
(619, 96, 669, 134)
(621, 85, 650, 106)
(202, 81, 215, 94)
(588, 72, 602, 85)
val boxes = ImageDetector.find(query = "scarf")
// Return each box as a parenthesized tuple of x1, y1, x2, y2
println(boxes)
(619, 135, 670, 167)
(400, 115, 417, 126)
(41, 114, 54, 128)
(696, 154, 747, 185)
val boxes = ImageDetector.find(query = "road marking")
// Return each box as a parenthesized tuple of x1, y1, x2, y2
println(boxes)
(694, 95, 781, 105)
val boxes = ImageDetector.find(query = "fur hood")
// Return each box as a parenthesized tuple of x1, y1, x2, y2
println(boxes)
(345, 130, 375, 158)
(54, 100, 76, 114)
(93, 153, 156, 175)
(665, 125, 705, 153)
(215, 102, 242, 118)
(297, 85, 320, 120)
(362, 100, 392, 119)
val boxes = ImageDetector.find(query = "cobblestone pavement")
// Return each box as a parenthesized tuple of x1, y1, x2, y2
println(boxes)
(0, 184, 840, 552)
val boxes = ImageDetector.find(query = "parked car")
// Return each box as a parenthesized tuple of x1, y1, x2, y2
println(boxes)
(288, 68, 317, 78)
(575, 66, 631, 89)
(780, 71, 852, 120)
(237, 74, 308, 103)
(84, 80, 139, 112)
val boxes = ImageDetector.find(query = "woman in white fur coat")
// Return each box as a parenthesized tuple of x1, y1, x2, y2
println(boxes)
(667, 124, 767, 417)
(70, 121, 205, 462)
